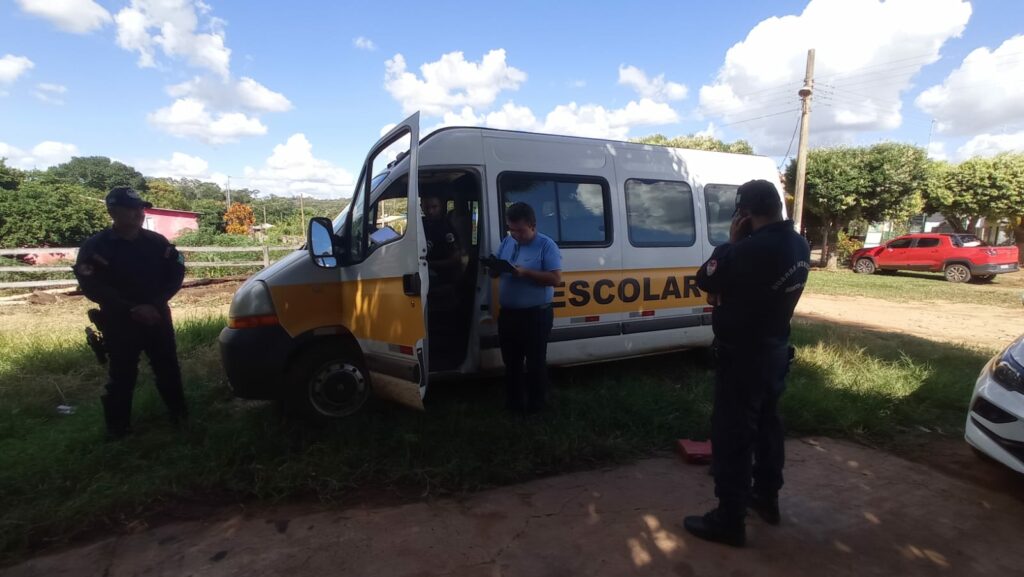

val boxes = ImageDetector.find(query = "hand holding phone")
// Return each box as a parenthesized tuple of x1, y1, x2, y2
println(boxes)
(729, 214, 753, 243)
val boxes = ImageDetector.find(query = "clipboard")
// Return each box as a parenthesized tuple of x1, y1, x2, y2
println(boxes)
(481, 254, 515, 274)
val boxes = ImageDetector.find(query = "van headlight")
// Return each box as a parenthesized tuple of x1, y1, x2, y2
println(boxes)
(228, 280, 279, 329)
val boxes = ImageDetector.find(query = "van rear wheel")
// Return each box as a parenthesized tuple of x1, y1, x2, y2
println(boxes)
(944, 263, 971, 283)
(286, 342, 370, 421)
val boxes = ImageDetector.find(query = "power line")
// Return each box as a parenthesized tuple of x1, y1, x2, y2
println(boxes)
(778, 111, 801, 170)
(718, 108, 802, 128)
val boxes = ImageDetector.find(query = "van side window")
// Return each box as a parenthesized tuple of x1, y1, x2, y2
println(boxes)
(498, 172, 611, 247)
(625, 179, 695, 247)
(704, 184, 738, 246)
(914, 238, 940, 248)
(887, 238, 912, 249)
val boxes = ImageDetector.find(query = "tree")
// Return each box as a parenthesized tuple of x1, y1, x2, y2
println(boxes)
(633, 134, 755, 155)
(168, 178, 225, 202)
(786, 143, 929, 268)
(191, 198, 227, 234)
(144, 179, 191, 211)
(41, 156, 147, 193)
(0, 158, 25, 191)
(925, 153, 1024, 234)
(223, 202, 255, 235)
(0, 182, 109, 247)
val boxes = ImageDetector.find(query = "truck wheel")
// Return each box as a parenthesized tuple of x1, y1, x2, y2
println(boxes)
(854, 258, 876, 274)
(285, 342, 370, 421)
(944, 263, 971, 283)
(973, 275, 995, 284)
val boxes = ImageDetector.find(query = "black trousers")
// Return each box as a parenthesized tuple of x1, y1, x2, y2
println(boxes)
(711, 340, 793, 520)
(498, 305, 554, 412)
(102, 308, 187, 434)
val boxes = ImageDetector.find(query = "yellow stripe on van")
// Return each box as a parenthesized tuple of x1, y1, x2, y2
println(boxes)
(270, 277, 424, 345)
(494, 267, 707, 317)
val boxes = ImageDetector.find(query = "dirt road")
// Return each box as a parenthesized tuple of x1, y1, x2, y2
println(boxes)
(797, 293, 1023, 350)
(4, 438, 1023, 577)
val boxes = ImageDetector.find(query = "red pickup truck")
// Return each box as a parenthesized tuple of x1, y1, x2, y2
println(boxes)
(851, 233, 1020, 283)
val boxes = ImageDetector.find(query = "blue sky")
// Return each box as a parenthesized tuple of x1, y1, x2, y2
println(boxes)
(1, 0, 1023, 198)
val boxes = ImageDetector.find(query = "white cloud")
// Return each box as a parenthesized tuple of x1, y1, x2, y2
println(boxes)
(139, 151, 212, 179)
(167, 76, 292, 112)
(114, 0, 231, 79)
(485, 102, 540, 131)
(242, 134, 355, 198)
(33, 82, 68, 105)
(0, 55, 34, 85)
(570, 80, 586, 88)
(618, 65, 687, 102)
(354, 36, 377, 51)
(695, 122, 721, 139)
(0, 140, 79, 169)
(698, 0, 972, 154)
(916, 34, 1024, 136)
(148, 98, 267, 144)
(927, 141, 948, 161)
(542, 99, 679, 139)
(15, 0, 111, 34)
(955, 131, 1024, 159)
(385, 49, 526, 116)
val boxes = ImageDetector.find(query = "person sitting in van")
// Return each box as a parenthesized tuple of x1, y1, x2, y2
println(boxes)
(489, 202, 562, 414)
(421, 193, 463, 287)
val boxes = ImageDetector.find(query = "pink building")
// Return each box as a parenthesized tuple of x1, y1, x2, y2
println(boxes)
(18, 207, 201, 266)
(143, 207, 200, 241)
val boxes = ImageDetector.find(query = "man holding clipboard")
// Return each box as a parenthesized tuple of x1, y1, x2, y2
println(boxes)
(483, 202, 562, 414)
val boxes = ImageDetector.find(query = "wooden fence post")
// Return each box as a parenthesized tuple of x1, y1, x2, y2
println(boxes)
(262, 245, 270, 268)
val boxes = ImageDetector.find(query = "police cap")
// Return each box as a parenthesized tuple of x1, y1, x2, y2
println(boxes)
(105, 186, 153, 209)
(734, 179, 783, 217)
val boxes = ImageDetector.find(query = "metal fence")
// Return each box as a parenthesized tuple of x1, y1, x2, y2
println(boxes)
(0, 246, 299, 290)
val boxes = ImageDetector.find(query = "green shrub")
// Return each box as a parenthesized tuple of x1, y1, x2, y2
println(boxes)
(835, 230, 864, 266)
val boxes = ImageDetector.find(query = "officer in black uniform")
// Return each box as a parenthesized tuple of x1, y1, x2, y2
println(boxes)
(420, 193, 462, 285)
(74, 187, 188, 439)
(684, 179, 810, 547)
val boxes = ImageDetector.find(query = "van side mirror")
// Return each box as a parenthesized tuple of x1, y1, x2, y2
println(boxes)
(307, 217, 339, 268)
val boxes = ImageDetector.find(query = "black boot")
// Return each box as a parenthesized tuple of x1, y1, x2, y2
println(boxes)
(750, 493, 780, 526)
(683, 508, 746, 547)
(101, 395, 131, 440)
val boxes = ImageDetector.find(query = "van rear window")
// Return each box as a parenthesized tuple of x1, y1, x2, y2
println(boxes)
(704, 184, 738, 246)
(625, 179, 695, 247)
(499, 172, 611, 247)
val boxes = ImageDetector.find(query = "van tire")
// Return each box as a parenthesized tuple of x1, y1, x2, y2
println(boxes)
(285, 342, 370, 421)
(944, 263, 971, 283)
(854, 258, 876, 274)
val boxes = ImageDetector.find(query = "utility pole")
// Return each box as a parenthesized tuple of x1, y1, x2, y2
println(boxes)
(299, 192, 305, 227)
(225, 176, 232, 207)
(792, 48, 815, 235)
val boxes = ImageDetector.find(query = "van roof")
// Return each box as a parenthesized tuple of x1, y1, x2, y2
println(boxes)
(422, 125, 771, 160)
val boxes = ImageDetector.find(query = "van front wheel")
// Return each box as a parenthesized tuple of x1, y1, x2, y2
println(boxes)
(286, 343, 370, 420)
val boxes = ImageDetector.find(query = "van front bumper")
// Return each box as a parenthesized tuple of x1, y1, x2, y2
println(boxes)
(218, 325, 293, 400)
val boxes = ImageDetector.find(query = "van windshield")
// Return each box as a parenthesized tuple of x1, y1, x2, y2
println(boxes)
(332, 171, 390, 232)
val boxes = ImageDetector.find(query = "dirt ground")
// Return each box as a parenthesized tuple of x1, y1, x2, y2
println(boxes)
(796, 293, 1023, 351)
(4, 438, 1023, 577)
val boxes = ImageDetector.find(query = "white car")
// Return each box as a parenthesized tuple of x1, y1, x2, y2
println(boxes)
(966, 334, 1024, 474)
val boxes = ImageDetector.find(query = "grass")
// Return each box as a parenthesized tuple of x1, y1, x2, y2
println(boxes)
(806, 268, 1024, 308)
(0, 312, 994, 562)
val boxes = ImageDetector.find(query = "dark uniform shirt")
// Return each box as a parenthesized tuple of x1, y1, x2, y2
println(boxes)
(696, 220, 810, 347)
(423, 216, 460, 284)
(74, 228, 186, 317)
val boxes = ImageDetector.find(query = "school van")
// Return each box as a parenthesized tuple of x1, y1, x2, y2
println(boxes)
(218, 113, 786, 418)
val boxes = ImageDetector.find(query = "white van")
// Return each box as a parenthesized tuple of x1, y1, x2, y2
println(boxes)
(218, 113, 786, 418)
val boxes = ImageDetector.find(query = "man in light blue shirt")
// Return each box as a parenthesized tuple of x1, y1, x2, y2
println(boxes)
(489, 202, 562, 414)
